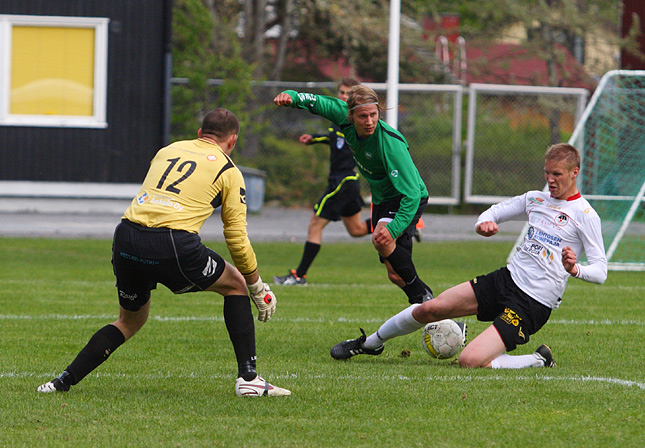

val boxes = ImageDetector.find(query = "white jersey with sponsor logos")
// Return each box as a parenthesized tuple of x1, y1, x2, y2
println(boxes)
(475, 190, 607, 309)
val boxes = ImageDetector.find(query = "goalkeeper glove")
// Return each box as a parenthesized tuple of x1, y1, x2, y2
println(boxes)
(247, 277, 276, 322)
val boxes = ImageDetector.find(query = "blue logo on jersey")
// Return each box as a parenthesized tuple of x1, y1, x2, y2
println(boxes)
(527, 226, 562, 247)
(137, 192, 149, 204)
(336, 137, 345, 150)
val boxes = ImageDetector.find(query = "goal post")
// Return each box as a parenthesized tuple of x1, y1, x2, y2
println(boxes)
(507, 70, 645, 271)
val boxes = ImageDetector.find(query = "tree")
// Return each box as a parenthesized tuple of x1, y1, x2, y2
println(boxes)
(418, 0, 639, 143)
(420, 0, 635, 82)
(172, 0, 253, 148)
(292, 0, 448, 83)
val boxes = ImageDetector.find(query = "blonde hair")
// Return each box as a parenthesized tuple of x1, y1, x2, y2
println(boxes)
(347, 85, 382, 115)
(545, 143, 580, 171)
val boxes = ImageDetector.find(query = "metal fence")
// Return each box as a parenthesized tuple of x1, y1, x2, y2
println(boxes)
(464, 84, 588, 204)
(175, 79, 590, 208)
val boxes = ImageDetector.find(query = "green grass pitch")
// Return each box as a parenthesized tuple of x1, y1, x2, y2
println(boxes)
(0, 237, 643, 447)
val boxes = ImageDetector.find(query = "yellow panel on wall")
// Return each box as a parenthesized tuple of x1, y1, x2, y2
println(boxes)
(10, 26, 95, 116)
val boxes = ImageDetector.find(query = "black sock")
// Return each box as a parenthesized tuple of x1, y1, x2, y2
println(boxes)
(223, 295, 257, 381)
(65, 324, 126, 385)
(386, 245, 426, 302)
(364, 218, 373, 234)
(295, 241, 321, 278)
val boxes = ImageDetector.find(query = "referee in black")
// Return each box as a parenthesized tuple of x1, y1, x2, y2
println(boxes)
(274, 78, 372, 286)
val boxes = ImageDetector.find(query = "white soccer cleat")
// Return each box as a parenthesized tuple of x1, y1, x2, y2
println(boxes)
(37, 381, 59, 393)
(235, 375, 291, 397)
(37, 371, 72, 393)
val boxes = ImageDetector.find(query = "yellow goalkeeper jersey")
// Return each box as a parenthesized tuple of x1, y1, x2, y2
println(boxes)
(123, 138, 257, 275)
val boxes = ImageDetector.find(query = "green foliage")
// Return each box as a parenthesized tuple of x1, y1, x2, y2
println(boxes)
(245, 133, 329, 206)
(295, 0, 443, 83)
(171, 0, 215, 140)
(171, 0, 255, 142)
(1, 238, 643, 447)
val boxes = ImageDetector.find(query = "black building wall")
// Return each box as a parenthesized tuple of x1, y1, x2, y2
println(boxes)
(0, 0, 171, 183)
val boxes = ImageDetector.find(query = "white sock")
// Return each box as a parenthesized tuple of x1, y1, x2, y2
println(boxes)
(363, 304, 424, 349)
(491, 353, 544, 369)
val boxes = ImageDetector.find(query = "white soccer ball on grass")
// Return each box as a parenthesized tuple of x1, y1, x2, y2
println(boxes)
(421, 319, 466, 359)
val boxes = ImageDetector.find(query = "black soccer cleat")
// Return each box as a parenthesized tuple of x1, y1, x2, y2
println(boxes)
(37, 371, 73, 393)
(330, 328, 384, 360)
(534, 344, 556, 368)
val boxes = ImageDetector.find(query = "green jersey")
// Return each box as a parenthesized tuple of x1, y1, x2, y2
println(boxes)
(284, 90, 428, 238)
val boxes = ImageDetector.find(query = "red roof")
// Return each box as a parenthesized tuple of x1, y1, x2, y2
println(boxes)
(465, 42, 597, 90)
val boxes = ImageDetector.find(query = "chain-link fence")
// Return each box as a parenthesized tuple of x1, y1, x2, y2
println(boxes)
(171, 79, 589, 208)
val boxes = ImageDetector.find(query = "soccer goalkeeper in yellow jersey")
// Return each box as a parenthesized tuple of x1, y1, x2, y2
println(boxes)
(38, 109, 290, 397)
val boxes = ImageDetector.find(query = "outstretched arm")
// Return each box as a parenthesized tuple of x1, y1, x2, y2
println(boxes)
(475, 194, 527, 237)
(272, 90, 349, 125)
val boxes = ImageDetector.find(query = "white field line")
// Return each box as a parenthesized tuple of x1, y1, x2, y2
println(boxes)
(0, 314, 643, 326)
(4, 278, 645, 293)
(3, 370, 643, 390)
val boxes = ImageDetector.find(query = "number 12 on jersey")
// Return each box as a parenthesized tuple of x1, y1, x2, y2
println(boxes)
(156, 157, 196, 194)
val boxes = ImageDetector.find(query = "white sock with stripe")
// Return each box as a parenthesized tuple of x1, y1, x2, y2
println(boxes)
(363, 304, 424, 349)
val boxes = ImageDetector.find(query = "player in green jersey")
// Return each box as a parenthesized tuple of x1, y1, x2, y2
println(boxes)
(274, 78, 372, 286)
(274, 85, 432, 304)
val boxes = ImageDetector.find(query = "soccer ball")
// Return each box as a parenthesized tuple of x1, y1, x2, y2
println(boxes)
(421, 319, 466, 359)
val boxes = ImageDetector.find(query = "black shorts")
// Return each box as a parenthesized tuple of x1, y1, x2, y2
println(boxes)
(112, 220, 227, 311)
(313, 174, 364, 221)
(372, 195, 427, 256)
(470, 267, 552, 351)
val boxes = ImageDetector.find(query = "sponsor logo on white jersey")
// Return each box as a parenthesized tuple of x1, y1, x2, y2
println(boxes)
(527, 226, 562, 247)
(555, 213, 569, 226)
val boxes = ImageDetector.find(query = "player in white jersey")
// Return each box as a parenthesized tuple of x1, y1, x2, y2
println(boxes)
(330, 143, 607, 368)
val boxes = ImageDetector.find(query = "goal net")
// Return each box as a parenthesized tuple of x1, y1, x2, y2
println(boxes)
(508, 70, 645, 271)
